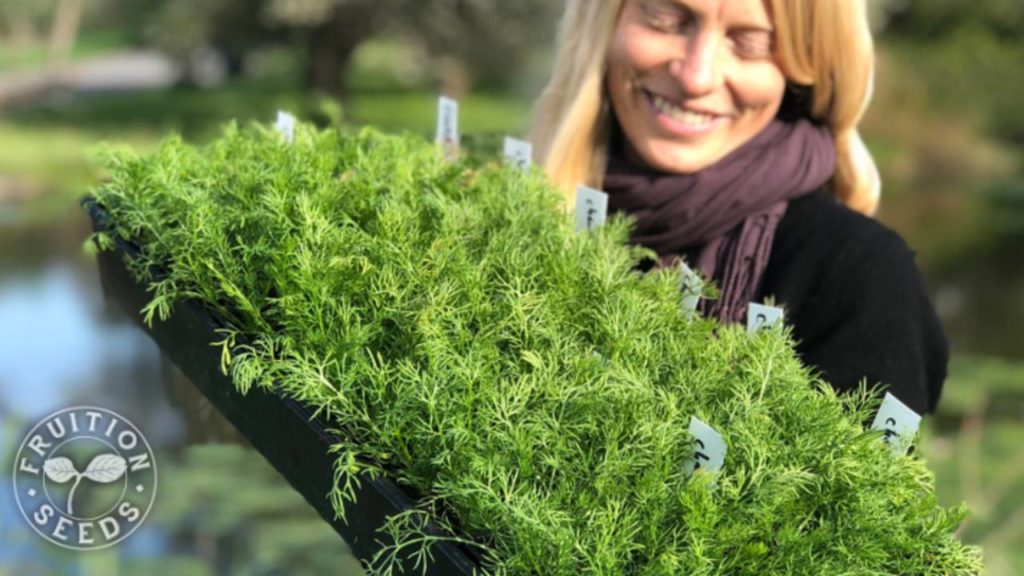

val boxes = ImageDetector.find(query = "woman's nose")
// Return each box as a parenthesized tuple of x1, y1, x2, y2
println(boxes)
(669, 33, 723, 97)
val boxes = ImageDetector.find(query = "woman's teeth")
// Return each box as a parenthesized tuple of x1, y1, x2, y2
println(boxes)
(651, 93, 716, 125)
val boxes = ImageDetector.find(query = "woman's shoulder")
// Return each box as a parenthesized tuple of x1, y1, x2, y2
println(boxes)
(763, 187, 938, 328)
(762, 188, 923, 300)
(760, 188, 948, 416)
(774, 188, 914, 268)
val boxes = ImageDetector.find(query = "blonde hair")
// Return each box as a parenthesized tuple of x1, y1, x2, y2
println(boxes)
(529, 0, 881, 216)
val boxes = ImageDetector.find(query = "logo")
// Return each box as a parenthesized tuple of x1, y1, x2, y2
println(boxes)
(12, 406, 158, 550)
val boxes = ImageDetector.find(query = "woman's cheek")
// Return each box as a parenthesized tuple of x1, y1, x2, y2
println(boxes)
(614, 23, 668, 73)
(732, 66, 786, 112)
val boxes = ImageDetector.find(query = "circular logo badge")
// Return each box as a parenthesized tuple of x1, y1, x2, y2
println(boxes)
(12, 406, 158, 550)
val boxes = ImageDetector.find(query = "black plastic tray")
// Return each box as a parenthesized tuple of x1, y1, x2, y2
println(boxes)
(84, 198, 480, 575)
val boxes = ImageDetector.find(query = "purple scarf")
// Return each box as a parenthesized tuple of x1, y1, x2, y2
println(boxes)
(603, 117, 836, 325)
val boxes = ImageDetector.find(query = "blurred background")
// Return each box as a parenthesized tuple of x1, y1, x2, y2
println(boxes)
(0, 0, 1020, 574)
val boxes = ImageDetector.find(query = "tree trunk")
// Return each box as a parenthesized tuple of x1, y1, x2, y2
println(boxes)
(48, 0, 84, 72)
(305, 3, 381, 100)
(305, 28, 353, 98)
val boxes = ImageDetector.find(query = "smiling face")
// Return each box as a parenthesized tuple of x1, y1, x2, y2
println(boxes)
(607, 0, 787, 173)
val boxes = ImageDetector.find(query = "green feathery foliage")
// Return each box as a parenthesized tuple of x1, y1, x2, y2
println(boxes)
(89, 120, 984, 575)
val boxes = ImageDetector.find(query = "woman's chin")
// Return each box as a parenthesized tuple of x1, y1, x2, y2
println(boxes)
(634, 141, 723, 175)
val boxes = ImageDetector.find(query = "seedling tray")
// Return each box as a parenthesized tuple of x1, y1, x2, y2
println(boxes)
(84, 198, 479, 575)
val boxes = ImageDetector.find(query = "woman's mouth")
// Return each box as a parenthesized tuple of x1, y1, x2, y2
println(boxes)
(642, 90, 727, 136)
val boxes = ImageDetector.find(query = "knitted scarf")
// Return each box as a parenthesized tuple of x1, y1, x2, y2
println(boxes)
(602, 117, 836, 324)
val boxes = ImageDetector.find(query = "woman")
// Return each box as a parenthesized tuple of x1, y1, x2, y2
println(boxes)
(529, 0, 946, 416)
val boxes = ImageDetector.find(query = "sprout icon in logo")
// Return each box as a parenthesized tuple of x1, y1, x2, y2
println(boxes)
(13, 406, 157, 550)
(44, 454, 127, 516)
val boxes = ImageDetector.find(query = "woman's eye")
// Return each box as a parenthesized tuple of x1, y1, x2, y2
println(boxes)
(639, 1, 689, 33)
(732, 32, 775, 59)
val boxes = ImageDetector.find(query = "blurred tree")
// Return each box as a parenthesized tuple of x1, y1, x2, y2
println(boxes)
(987, 179, 1024, 244)
(389, 0, 561, 94)
(274, 0, 386, 98)
(47, 0, 83, 70)
(264, 0, 561, 96)
(134, 0, 273, 82)
(0, 0, 50, 48)
(878, 0, 1024, 143)
(108, 0, 558, 97)
(884, 0, 1024, 39)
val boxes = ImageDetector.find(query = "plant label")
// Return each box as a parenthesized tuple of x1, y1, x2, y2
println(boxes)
(747, 303, 784, 335)
(871, 392, 921, 455)
(504, 137, 533, 171)
(436, 96, 460, 160)
(683, 416, 727, 476)
(679, 261, 703, 315)
(575, 185, 608, 232)
(275, 111, 296, 143)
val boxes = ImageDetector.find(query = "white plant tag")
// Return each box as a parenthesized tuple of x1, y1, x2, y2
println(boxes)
(503, 137, 532, 171)
(436, 96, 460, 160)
(679, 261, 703, 314)
(747, 303, 784, 335)
(871, 392, 921, 455)
(575, 185, 608, 232)
(276, 109, 296, 142)
(275, 111, 296, 143)
(683, 416, 727, 476)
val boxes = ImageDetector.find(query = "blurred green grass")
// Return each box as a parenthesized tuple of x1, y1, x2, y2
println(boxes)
(0, 29, 130, 71)
(939, 356, 1024, 415)
(5, 80, 531, 139)
(0, 77, 531, 209)
(923, 355, 1024, 576)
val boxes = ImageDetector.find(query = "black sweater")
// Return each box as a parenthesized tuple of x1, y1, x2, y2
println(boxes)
(755, 189, 947, 416)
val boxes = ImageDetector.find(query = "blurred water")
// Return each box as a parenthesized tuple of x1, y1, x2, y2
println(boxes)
(0, 242, 169, 571)
(0, 201, 363, 575)
(0, 263, 158, 419)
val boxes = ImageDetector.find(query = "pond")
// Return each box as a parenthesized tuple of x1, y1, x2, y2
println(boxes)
(0, 197, 365, 575)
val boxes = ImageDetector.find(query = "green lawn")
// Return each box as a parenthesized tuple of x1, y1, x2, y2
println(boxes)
(924, 355, 1024, 576)
(0, 29, 132, 72)
(1, 77, 531, 224)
